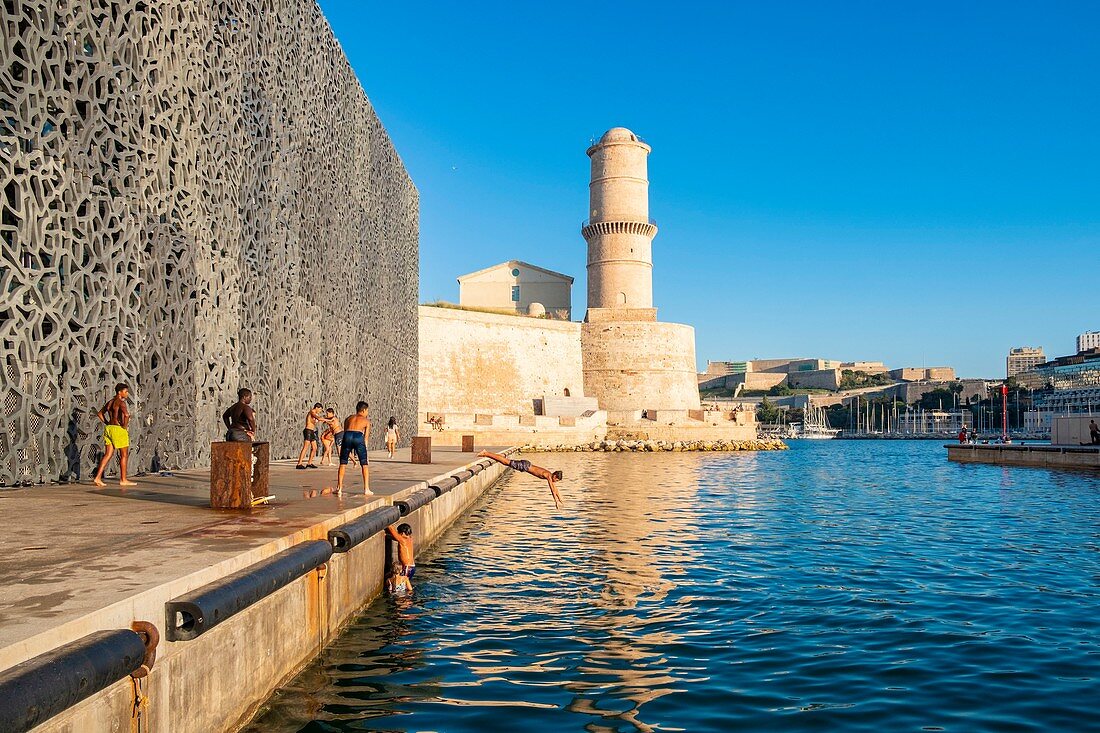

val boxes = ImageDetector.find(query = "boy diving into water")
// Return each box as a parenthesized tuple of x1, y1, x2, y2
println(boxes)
(478, 451, 565, 509)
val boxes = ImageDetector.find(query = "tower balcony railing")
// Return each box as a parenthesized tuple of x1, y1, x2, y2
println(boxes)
(582, 216, 657, 228)
(581, 217, 659, 240)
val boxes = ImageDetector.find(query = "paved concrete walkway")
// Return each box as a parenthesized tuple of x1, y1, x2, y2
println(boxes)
(0, 446, 504, 657)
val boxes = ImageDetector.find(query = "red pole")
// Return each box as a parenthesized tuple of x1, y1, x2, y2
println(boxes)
(1001, 384, 1008, 440)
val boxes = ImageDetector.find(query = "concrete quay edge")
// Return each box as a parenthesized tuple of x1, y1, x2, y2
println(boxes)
(945, 443, 1100, 470)
(4, 448, 516, 733)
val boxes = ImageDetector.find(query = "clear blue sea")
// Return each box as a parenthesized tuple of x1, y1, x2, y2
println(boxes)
(246, 441, 1100, 732)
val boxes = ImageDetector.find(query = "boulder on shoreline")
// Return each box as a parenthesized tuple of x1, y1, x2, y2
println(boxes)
(517, 438, 789, 453)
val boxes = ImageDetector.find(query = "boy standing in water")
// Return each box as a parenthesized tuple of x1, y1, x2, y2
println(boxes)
(386, 523, 415, 588)
(478, 451, 565, 509)
(386, 560, 411, 595)
(93, 383, 137, 487)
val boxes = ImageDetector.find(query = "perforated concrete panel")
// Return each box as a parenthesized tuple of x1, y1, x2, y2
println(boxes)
(0, 0, 418, 484)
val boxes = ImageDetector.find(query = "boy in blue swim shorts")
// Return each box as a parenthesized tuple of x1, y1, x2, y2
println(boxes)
(336, 401, 371, 495)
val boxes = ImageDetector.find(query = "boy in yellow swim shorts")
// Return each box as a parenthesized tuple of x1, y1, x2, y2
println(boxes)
(93, 383, 136, 487)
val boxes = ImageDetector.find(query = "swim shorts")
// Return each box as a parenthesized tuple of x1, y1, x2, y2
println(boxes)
(508, 459, 532, 473)
(225, 428, 251, 442)
(400, 564, 416, 578)
(303, 428, 318, 442)
(339, 430, 369, 465)
(104, 424, 129, 449)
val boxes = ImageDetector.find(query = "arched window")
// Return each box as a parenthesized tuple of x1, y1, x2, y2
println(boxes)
(563, 388, 571, 397)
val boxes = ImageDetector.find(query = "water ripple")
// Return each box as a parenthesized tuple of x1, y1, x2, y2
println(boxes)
(246, 441, 1100, 732)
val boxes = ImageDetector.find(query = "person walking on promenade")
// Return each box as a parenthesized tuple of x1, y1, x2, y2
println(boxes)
(1090, 419, 1099, 445)
(478, 451, 565, 509)
(385, 416, 400, 459)
(222, 388, 257, 442)
(337, 401, 371, 495)
(296, 403, 324, 469)
(319, 408, 342, 466)
(92, 383, 136, 487)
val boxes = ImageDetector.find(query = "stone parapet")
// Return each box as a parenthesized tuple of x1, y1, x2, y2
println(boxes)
(585, 307, 658, 323)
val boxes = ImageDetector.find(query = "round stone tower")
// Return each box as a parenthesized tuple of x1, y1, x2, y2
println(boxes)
(582, 127, 658, 320)
(580, 127, 701, 413)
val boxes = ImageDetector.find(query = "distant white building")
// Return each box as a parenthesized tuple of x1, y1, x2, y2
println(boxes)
(897, 409, 971, 434)
(457, 260, 573, 319)
(1077, 331, 1100, 353)
(1024, 410, 1054, 433)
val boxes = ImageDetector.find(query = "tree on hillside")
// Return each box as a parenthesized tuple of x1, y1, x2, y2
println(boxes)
(757, 397, 781, 424)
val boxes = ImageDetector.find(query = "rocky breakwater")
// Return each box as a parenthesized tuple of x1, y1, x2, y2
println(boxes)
(520, 438, 789, 453)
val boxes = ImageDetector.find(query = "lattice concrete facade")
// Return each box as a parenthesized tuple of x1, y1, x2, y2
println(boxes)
(1, 0, 419, 484)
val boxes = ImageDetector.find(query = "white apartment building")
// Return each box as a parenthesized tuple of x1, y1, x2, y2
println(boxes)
(1077, 331, 1100, 353)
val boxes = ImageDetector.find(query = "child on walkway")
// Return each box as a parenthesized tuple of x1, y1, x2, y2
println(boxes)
(319, 408, 342, 466)
(385, 416, 400, 459)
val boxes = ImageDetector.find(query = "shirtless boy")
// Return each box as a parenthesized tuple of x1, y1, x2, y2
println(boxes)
(93, 383, 136, 487)
(478, 451, 565, 509)
(386, 523, 415, 589)
(319, 408, 342, 466)
(337, 401, 371, 494)
(295, 403, 324, 469)
(222, 388, 257, 442)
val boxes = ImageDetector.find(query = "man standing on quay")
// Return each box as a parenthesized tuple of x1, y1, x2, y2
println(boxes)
(92, 383, 137, 487)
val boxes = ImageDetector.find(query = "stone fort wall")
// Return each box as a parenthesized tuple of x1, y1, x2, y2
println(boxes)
(581, 321, 702, 412)
(0, 0, 418, 484)
(418, 306, 584, 416)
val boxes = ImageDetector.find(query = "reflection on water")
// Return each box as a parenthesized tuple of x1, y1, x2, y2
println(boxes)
(246, 442, 1100, 732)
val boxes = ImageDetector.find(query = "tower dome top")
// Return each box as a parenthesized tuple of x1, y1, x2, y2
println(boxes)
(599, 127, 639, 143)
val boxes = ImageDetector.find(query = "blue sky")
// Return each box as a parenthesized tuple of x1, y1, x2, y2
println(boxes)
(319, 1, 1099, 378)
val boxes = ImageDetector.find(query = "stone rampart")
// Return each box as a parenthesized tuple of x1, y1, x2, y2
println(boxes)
(787, 368, 843, 391)
(418, 306, 584, 415)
